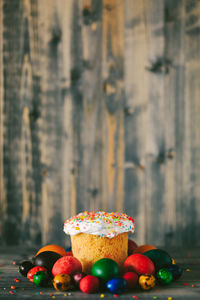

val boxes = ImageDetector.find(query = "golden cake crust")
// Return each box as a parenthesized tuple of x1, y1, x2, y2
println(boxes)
(71, 232, 128, 274)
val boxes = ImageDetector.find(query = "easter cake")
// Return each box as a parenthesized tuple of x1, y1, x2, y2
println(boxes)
(63, 211, 135, 273)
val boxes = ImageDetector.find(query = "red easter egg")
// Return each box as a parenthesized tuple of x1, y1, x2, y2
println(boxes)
(27, 266, 48, 282)
(52, 256, 82, 277)
(123, 271, 138, 289)
(79, 275, 99, 293)
(123, 254, 155, 275)
(128, 239, 138, 256)
(65, 251, 73, 256)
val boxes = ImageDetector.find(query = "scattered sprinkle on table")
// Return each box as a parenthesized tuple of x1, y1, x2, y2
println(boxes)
(10, 286, 15, 289)
(132, 296, 139, 299)
(100, 294, 105, 298)
(14, 278, 20, 282)
(186, 269, 190, 271)
(168, 297, 173, 300)
(184, 283, 189, 286)
(9, 291, 14, 295)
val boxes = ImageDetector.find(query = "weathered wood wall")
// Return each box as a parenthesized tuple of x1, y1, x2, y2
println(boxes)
(0, 0, 200, 247)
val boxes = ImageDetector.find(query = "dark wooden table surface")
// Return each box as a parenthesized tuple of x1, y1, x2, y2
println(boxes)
(0, 247, 200, 299)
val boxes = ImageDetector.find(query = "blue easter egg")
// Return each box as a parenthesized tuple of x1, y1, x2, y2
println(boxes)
(66, 246, 72, 252)
(107, 278, 127, 294)
(165, 264, 183, 280)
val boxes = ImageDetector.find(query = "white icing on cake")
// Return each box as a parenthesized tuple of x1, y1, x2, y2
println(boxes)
(63, 211, 135, 238)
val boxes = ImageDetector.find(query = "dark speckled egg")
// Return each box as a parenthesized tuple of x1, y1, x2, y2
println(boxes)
(19, 261, 34, 277)
(143, 249, 172, 271)
(33, 251, 62, 275)
(164, 264, 183, 280)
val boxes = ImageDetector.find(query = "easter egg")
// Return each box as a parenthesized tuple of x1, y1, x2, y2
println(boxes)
(134, 244, 156, 254)
(123, 272, 138, 289)
(53, 274, 71, 291)
(66, 246, 72, 252)
(143, 249, 172, 271)
(36, 244, 67, 257)
(19, 261, 34, 277)
(52, 256, 82, 277)
(72, 272, 86, 287)
(172, 257, 176, 264)
(139, 274, 156, 290)
(156, 268, 173, 285)
(33, 271, 50, 287)
(79, 275, 99, 293)
(164, 264, 183, 280)
(123, 254, 155, 275)
(128, 239, 138, 256)
(33, 251, 62, 274)
(91, 258, 120, 281)
(66, 252, 73, 256)
(27, 266, 48, 282)
(107, 278, 127, 294)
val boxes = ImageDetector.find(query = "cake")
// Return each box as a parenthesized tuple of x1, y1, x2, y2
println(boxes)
(63, 211, 135, 273)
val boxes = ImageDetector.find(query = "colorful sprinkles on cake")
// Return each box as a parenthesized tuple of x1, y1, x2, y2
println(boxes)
(64, 211, 135, 238)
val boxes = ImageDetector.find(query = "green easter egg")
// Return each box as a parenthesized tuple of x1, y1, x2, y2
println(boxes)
(33, 271, 50, 287)
(91, 258, 120, 281)
(156, 268, 173, 285)
(143, 249, 172, 271)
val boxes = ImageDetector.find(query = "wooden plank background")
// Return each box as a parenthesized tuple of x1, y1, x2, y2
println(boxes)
(0, 0, 200, 247)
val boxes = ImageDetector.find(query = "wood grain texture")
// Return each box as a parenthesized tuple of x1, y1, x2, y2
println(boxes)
(102, 0, 125, 212)
(38, 0, 67, 244)
(144, 0, 166, 246)
(184, 0, 200, 245)
(164, 0, 185, 247)
(0, 0, 4, 245)
(79, 0, 104, 212)
(1, 0, 200, 247)
(123, 0, 148, 245)
(2, 0, 25, 244)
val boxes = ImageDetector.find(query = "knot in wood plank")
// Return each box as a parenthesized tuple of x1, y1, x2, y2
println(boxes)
(146, 57, 172, 74)
(82, 4, 100, 26)
(50, 27, 62, 44)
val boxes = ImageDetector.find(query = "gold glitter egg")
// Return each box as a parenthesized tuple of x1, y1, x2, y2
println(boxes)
(139, 274, 156, 290)
(172, 257, 176, 264)
(53, 274, 71, 291)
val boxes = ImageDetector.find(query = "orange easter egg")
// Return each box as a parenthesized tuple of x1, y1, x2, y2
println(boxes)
(36, 245, 67, 257)
(133, 245, 156, 254)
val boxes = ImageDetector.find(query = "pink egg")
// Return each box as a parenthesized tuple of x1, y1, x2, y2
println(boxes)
(52, 256, 82, 277)
(123, 253, 155, 275)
